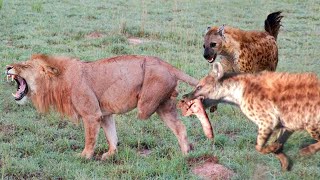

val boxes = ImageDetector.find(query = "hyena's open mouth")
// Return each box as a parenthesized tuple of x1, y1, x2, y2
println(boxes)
(207, 53, 217, 63)
(6, 68, 29, 101)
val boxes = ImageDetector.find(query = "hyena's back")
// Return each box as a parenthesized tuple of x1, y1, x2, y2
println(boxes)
(242, 72, 320, 130)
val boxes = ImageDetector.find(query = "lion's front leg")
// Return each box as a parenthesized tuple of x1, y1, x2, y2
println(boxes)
(100, 115, 118, 160)
(81, 115, 101, 159)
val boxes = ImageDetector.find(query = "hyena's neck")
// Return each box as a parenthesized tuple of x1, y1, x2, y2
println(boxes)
(218, 76, 244, 106)
(220, 36, 240, 62)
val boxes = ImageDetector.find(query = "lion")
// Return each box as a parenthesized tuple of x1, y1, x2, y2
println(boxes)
(5, 54, 207, 160)
(203, 11, 283, 73)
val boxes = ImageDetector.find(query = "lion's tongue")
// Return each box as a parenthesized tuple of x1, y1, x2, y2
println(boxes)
(15, 77, 26, 98)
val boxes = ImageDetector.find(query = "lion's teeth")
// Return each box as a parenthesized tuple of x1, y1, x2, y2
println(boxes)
(11, 75, 15, 81)
(12, 93, 17, 98)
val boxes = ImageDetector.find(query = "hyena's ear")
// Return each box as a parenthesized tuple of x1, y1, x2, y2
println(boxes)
(204, 26, 211, 34)
(217, 24, 226, 39)
(210, 62, 224, 80)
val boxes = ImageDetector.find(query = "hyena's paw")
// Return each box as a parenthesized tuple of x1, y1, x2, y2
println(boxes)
(256, 143, 282, 154)
(274, 152, 290, 171)
(299, 147, 315, 156)
(267, 143, 283, 153)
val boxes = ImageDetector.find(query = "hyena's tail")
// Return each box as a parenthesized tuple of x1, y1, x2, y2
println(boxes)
(264, 11, 283, 40)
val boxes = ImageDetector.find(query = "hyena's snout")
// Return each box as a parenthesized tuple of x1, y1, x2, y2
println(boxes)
(203, 48, 212, 59)
(181, 93, 191, 102)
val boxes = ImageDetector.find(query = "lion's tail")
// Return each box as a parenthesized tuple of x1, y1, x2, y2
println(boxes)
(264, 11, 283, 40)
(155, 57, 199, 87)
(172, 68, 199, 87)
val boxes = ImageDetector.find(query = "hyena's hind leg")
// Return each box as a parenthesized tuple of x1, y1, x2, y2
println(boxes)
(300, 127, 320, 156)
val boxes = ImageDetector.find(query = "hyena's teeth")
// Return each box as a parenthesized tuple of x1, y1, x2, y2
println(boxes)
(11, 75, 15, 81)
(12, 93, 17, 98)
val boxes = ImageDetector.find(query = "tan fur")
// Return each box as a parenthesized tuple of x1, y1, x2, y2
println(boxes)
(7, 54, 198, 160)
(203, 11, 282, 73)
(183, 62, 320, 171)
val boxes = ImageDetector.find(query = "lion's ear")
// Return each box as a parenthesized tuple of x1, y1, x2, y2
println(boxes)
(45, 65, 60, 76)
(210, 62, 224, 80)
(40, 65, 60, 76)
(32, 54, 48, 60)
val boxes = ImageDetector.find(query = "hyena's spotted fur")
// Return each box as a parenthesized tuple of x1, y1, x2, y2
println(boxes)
(183, 62, 320, 171)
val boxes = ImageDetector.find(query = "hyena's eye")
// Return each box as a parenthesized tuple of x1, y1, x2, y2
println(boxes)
(210, 42, 216, 48)
(196, 86, 202, 91)
(203, 44, 205, 48)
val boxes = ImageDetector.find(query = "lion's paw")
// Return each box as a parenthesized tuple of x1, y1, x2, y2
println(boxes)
(101, 150, 117, 161)
(78, 150, 94, 159)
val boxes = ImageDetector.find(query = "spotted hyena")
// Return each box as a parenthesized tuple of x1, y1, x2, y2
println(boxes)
(203, 11, 282, 73)
(182, 62, 320, 171)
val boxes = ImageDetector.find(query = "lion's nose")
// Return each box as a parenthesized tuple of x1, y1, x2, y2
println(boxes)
(6, 66, 13, 72)
(5, 66, 13, 74)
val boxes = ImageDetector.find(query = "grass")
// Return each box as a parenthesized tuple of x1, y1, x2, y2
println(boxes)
(0, 0, 320, 179)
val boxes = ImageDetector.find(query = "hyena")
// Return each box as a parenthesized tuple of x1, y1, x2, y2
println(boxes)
(203, 11, 282, 73)
(182, 62, 320, 171)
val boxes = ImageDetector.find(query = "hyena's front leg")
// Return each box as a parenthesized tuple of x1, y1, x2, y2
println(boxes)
(256, 126, 293, 171)
(255, 126, 281, 154)
(272, 129, 293, 171)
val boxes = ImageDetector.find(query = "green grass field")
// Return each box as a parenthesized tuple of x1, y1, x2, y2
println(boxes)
(1, 0, 320, 179)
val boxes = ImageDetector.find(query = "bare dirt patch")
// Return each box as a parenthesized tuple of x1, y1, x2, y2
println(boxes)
(85, 31, 104, 39)
(187, 155, 235, 180)
(252, 164, 269, 180)
(0, 123, 16, 136)
(128, 37, 145, 45)
(137, 148, 152, 157)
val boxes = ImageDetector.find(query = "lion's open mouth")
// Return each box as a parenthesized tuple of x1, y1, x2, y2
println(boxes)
(207, 54, 217, 63)
(7, 74, 28, 101)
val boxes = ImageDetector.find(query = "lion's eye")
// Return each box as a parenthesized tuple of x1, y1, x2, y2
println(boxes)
(210, 42, 216, 48)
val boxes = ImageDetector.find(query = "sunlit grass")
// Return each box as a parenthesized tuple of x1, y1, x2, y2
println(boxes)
(0, 0, 319, 179)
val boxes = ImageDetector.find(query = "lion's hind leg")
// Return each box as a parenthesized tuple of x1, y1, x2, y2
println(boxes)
(137, 75, 177, 120)
(156, 98, 190, 154)
(101, 115, 118, 160)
